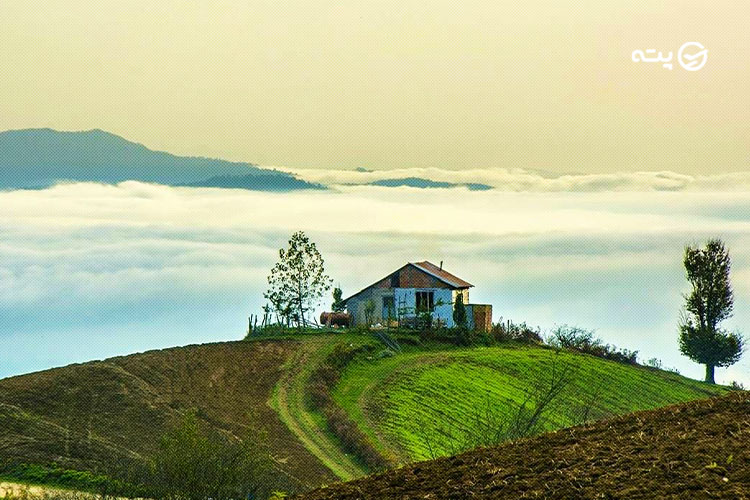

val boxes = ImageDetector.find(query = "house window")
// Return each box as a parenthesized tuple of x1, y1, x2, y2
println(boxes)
(415, 291, 435, 312)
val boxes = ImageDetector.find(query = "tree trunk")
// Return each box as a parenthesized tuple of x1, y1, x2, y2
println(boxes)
(297, 265, 304, 331)
(705, 364, 715, 384)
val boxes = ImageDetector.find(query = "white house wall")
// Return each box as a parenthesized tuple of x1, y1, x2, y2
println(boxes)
(432, 288, 454, 327)
(347, 286, 457, 327)
(395, 287, 454, 328)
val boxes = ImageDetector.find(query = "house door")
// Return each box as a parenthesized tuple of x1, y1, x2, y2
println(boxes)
(382, 296, 395, 322)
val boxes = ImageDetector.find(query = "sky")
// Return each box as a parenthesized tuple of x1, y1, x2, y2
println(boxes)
(0, 0, 748, 172)
(1, 1, 749, 385)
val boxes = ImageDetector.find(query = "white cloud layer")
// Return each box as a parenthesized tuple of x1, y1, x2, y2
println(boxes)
(2, 180, 750, 385)
(285, 166, 750, 192)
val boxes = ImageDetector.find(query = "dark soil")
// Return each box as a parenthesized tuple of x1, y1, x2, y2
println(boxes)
(300, 391, 750, 499)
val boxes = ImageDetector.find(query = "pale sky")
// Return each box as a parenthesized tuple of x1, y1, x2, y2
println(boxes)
(1, 0, 748, 173)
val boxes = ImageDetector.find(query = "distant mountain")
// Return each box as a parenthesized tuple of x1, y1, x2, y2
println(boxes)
(0, 128, 321, 191)
(369, 177, 492, 190)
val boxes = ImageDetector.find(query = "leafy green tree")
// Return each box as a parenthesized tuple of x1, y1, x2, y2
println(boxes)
(331, 286, 346, 312)
(453, 293, 468, 329)
(265, 231, 332, 329)
(679, 239, 744, 383)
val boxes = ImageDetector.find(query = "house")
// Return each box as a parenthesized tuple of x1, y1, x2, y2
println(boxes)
(343, 261, 493, 331)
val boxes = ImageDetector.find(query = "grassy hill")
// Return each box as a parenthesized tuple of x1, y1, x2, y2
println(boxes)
(0, 340, 336, 494)
(333, 344, 723, 462)
(0, 333, 728, 496)
(301, 390, 750, 499)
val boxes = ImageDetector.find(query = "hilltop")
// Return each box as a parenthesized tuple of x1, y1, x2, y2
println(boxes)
(301, 390, 750, 499)
(0, 334, 728, 496)
(0, 128, 321, 191)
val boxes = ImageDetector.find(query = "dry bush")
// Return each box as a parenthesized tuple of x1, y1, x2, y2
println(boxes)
(547, 325, 639, 365)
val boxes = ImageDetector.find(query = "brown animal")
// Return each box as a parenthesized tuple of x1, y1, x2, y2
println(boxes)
(320, 312, 351, 328)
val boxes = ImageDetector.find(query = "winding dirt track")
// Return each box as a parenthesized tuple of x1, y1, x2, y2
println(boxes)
(272, 338, 368, 481)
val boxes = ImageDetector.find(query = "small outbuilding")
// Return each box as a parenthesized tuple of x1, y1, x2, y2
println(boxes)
(343, 261, 492, 331)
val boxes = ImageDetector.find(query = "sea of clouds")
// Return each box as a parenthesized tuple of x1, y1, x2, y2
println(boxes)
(287, 166, 750, 193)
(2, 178, 750, 384)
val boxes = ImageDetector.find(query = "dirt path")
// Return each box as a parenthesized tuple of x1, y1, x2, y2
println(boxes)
(271, 338, 367, 481)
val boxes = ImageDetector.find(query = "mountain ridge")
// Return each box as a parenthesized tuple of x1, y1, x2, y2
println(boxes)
(0, 128, 321, 191)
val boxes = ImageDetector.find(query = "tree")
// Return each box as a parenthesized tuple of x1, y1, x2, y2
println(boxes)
(363, 299, 376, 326)
(453, 293, 467, 329)
(331, 286, 346, 312)
(265, 232, 332, 329)
(679, 239, 744, 383)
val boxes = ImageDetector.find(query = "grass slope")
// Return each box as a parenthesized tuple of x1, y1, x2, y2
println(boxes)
(301, 390, 750, 499)
(0, 341, 335, 494)
(334, 344, 725, 462)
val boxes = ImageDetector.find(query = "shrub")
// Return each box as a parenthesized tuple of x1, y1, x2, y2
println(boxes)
(417, 326, 454, 344)
(645, 358, 663, 369)
(547, 325, 639, 365)
(452, 294, 467, 329)
(393, 334, 422, 346)
(491, 320, 543, 344)
(477, 331, 493, 346)
(377, 349, 395, 359)
(547, 325, 599, 350)
(145, 412, 276, 500)
(454, 327, 474, 346)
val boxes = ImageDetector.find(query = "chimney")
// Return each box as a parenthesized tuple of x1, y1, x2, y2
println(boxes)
(440, 260, 443, 269)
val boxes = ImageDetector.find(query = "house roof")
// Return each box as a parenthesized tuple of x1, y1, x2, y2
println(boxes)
(411, 261, 474, 289)
(343, 261, 473, 303)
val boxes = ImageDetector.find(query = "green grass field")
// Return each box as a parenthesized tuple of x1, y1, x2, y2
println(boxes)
(332, 341, 726, 461)
(0, 333, 730, 496)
